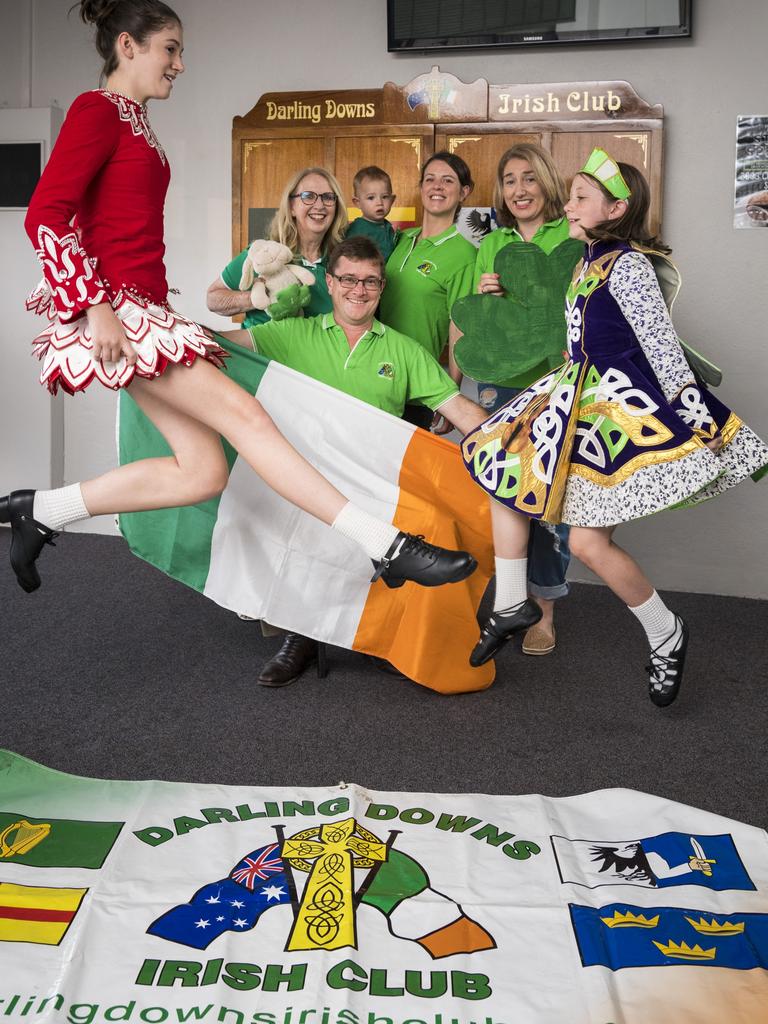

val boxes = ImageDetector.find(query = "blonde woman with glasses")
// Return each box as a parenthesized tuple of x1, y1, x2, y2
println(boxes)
(207, 167, 347, 327)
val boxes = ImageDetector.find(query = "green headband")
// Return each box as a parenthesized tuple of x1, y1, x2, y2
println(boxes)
(579, 148, 631, 200)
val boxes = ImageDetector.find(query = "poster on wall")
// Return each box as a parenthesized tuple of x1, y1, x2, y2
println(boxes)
(734, 116, 768, 229)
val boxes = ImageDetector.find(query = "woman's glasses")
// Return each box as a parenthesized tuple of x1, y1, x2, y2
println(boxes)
(290, 191, 338, 206)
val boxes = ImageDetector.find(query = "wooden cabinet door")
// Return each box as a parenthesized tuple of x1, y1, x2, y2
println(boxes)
(435, 128, 542, 207)
(233, 131, 329, 254)
(551, 129, 661, 232)
(332, 125, 434, 228)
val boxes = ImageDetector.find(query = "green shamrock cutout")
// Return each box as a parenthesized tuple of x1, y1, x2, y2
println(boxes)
(452, 238, 583, 386)
(267, 283, 311, 321)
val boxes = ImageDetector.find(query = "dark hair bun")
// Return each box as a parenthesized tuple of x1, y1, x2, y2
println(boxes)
(78, 0, 123, 27)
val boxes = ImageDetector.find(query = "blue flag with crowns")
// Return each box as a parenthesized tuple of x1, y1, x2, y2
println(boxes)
(147, 842, 290, 949)
(570, 902, 768, 971)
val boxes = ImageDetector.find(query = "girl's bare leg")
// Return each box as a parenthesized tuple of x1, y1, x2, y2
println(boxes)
(81, 383, 230, 514)
(85, 361, 348, 524)
(569, 525, 687, 706)
(489, 498, 529, 559)
(568, 525, 653, 606)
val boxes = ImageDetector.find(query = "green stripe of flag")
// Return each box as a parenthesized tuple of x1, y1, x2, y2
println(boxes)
(118, 338, 270, 591)
(362, 849, 429, 915)
(0, 811, 123, 869)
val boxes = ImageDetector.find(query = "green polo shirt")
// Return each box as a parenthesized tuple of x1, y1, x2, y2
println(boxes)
(220, 247, 332, 328)
(346, 217, 399, 262)
(247, 313, 459, 418)
(379, 225, 477, 362)
(472, 216, 571, 389)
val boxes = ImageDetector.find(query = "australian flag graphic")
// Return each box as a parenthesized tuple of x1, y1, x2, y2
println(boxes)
(148, 843, 290, 949)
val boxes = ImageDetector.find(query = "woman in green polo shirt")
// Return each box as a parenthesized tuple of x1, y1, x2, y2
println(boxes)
(206, 167, 347, 327)
(379, 151, 477, 429)
(469, 143, 573, 656)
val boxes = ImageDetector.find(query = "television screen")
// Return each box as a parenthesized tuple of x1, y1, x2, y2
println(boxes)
(0, 142, 43, 208)
(388, 0, 691, 52)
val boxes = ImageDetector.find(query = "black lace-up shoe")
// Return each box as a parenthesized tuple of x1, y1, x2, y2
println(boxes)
(258, 633, 319, 688)
(370, 532, 477, 590)
(646, 615, 689, 707)
(0, 490, 59, 594)
(470, 598, 543, 667)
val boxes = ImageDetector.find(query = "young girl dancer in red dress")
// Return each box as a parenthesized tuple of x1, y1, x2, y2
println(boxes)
(2, 0, 475, 597)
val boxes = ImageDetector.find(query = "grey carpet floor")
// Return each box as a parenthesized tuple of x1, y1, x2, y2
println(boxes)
(1, 531, 766, 829)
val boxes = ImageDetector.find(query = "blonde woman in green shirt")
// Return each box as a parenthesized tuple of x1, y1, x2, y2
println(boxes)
(466, 143, 572, 656)
(207, 167, 347, 328)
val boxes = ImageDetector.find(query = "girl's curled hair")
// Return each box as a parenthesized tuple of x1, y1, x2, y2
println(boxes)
(76, 0, 181, 78)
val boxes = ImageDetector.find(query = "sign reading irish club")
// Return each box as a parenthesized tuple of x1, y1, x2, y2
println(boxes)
(240, 68, 662, 127)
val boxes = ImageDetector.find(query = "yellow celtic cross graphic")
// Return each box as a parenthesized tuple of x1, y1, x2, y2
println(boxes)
(281, 817, 387, 951)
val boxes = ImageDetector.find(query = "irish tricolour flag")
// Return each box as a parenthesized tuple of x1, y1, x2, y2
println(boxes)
(118, 339, 494, 693)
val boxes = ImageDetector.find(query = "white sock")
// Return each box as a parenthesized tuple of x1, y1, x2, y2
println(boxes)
(629, 591, 679, 652)
(494, 556, 528, 611)
(332, 501, 400, 561)
(33, 484, 90, 531)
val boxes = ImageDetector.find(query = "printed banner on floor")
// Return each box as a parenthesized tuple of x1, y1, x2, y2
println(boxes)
(117, 340, 495, 695)
(2, 751, 768, 1022)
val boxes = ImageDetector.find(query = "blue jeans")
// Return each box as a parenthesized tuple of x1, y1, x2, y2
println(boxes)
(477, 382, 571, 601)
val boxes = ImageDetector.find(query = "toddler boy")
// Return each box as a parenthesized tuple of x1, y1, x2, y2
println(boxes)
(346, 165, 398, 261)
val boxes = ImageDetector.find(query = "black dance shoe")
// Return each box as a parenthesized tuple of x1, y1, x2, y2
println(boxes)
(646, 615, 689, 707)
(371, 532, 477, 590)
(470, 598, 543, 667)
(0, 490, 59, 593)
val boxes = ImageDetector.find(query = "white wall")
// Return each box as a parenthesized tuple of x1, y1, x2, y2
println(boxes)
(1, 0, 766, 596)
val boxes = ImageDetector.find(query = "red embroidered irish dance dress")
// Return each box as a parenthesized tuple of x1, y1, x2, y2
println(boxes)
(25, 89, 225, 395)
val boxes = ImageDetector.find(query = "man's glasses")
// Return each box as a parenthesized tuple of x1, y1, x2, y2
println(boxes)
(331, 274, 384, 292)
(290, 190, 338, 206)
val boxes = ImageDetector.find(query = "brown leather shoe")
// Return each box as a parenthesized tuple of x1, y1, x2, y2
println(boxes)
(258, 633, 318, 687)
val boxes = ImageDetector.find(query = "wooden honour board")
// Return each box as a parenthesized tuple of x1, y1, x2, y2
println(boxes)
(232, 68, 664, 254)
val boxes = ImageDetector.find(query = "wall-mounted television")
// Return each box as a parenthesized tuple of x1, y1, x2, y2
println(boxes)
(0, 141, 44, 209)
(387, 0, 692, 52)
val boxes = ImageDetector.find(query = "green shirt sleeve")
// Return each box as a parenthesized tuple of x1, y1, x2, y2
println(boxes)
(247, 319, 296, 362)
(220, 247, 249, 290)
(401, 337, 460, 410)
(473, 234, 496, 292)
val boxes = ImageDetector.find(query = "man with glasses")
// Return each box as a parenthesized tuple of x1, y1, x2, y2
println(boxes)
(223, 235, 487, 687)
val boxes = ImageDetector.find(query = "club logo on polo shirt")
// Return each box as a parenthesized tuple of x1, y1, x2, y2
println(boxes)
(416, 260, 436, 276)
(377, 362, 395, 380)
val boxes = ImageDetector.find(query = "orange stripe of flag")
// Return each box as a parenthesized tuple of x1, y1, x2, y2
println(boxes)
(354, 429, 496, 693)
(418, 915, 496, 958)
